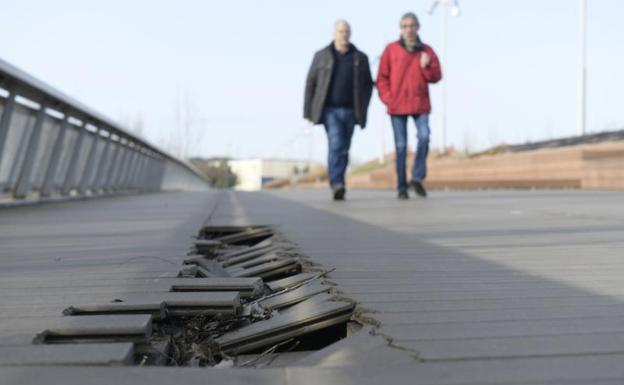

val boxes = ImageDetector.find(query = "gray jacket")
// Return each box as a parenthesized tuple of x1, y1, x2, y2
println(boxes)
(303, 43, 374, 128)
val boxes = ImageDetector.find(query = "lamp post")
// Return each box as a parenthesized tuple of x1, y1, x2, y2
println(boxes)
(429, 0, 460, 153)
(372, 55, 387, 165)
(577, 0, 587, 136)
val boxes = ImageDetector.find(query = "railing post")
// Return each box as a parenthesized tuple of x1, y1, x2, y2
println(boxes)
(112, 145, 129, 191)
(130, 152, 146, 190)
(41, 114, 70, 197)
(148, 158, 166, 191)
(156, 159, 166, 191)
(143, 158, 155, 191)
(0, 86, 17, 168)
(61, 121, 87, 195)
(78, 129, 102, 195)
(127, 148, 143, 190)
(103, 140, 120, 193)
(119, 146, 137, 190)
(135, 154, 149, 191)
(92, 132, 112, 194)
(14, 104, 47, 198)
(5, 114, 34, 192)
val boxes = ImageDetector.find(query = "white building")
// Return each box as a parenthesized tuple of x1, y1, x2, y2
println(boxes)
(229, 159, 321, 191)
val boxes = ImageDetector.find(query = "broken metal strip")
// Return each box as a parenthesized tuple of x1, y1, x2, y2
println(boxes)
(63, 303, 166, 319)
(63, 292, 242, 319)
(218, 299, 353, 344)
(33, 314, 153, 344)
(216, 300, 354, 354)
(0, 343, 135, 366)
(220, 245, 281, 267)
(278, 293, 337, 312)
(258, 282, 332, 311)
(216, 239, 275, 262)
(212, 227, 274, 245)
(266, 272, 319, 291)
(192, 239, 222, 251)
(223, 313, 352, 356)
(232, 258, 301, 279)
(198, 225, 262, 238)
(224, 251, 282, 270)
(169, 277, 264, 298)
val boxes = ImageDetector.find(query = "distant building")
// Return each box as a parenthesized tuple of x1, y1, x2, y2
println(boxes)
(229, 159, 321, 191)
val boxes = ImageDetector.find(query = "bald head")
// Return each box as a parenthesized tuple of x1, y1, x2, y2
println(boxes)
(333, 20, 351, 52)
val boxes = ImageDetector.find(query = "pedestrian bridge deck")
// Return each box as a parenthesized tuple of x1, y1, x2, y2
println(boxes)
(2, 189, 624, 384)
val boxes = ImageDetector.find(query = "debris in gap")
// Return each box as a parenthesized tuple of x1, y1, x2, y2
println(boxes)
(178, 265, 199, 278)
(35, 225, 355, 368)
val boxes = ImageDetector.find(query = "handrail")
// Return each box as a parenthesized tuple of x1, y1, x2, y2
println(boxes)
(0, 57, 209, 201)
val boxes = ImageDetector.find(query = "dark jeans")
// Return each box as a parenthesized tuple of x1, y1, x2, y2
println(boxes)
(390, 114, 430, 191)
(322, 107, 355, 189)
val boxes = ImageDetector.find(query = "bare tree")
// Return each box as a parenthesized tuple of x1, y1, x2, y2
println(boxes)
(172, 91, 206, 160)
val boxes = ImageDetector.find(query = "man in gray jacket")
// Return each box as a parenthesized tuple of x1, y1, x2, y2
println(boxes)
(304, 20, 373, 201)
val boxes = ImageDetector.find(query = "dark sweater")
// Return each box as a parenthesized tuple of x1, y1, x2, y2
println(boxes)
(325, 44, 355, 108)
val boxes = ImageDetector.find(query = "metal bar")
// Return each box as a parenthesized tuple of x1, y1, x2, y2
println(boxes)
(131, 150, 147, 189)
(0, 87, 17, 165)
(113, 146, 130, 190)
(14, 105, 47, 198)
(142, 159, 154, 191)
(91, 133, 112, 193)
(126, 150, 143, 190)
(155, 159, 166, 191)
(61, 121, 87, 195)
(78, 129, 102, 195)
(3, 117, 31, 192)
(145, 156, 160, 191)
(112, 146, 129, 191)
(120, 148, 138, 190)
(136, 156, 150, 191)
(128, 152, 144, 190)
(147, 159, 161, 191)
(40, 115, 70, 196)
(103, 141, 121, 192)
(63, 292, 241, 320)
(137, 155, 150, 190)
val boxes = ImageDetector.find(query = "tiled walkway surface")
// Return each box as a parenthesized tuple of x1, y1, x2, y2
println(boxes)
(3, 189, 624, 384)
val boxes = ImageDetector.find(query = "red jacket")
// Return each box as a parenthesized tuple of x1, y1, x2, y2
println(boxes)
(377, 41, 442, 115)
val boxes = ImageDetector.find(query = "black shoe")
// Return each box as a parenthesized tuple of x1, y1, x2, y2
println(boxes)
(411, 181, 427, 197)
(333, 186, 346, 201)
(398, 190, 409, 200)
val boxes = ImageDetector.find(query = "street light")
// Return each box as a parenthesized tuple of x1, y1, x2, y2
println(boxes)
(577, 0, 587, 136)
(429, 0, 460, 153)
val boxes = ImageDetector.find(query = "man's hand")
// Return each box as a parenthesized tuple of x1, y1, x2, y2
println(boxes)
(420, 52, 431, 68)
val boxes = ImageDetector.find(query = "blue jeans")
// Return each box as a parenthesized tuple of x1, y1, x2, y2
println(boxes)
(391, 114, 430, 191)
(322, 107, 355, 189)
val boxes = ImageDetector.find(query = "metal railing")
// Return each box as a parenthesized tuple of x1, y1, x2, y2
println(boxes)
(0, 58, 209, 202)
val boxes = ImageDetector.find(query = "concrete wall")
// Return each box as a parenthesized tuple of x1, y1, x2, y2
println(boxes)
(230, 159, 320, 191)
(346, 141, 624, 191)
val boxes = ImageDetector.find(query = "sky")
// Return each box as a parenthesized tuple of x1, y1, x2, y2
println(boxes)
(1, 0, 623, 165)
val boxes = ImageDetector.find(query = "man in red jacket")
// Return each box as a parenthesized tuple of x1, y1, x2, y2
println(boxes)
(377, 12, 442, 199)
